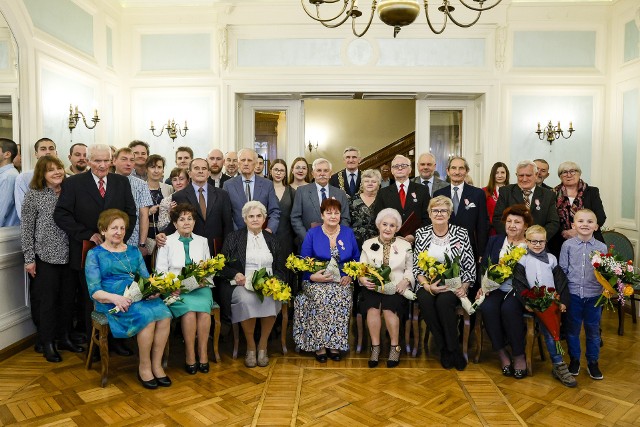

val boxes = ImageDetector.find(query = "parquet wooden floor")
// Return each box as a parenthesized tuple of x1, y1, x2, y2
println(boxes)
(0, 309, 638, 426)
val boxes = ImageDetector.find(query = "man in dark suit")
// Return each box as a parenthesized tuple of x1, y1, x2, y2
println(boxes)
(534, 158, 553, 190)
(414, 152, 448, 196)
(157, 158, 233, 256)
(493, 160, 560, 239)
(207, 148, 231, 188)
(291, 158, 350, 243)
(223, 148, 280, 232)
(329, 146, 361, 198)
(54, 144, 137, 354)
(372, 154, 430, 244)
(433, 156, 489, 261)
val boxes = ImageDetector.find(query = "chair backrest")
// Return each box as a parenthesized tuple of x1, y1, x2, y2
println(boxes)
(81, 240, 97, 270)
(602, 231, 635, 263)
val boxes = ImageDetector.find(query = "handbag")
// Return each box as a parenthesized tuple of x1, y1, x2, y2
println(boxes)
(145, 217, 157, 253)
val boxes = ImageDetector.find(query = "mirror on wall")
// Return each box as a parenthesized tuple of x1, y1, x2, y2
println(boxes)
(0, 12, 19, 228)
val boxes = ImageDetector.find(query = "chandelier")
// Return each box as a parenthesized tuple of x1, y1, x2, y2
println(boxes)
(535, 121, 575, 145)
(302, 0, 503, 38)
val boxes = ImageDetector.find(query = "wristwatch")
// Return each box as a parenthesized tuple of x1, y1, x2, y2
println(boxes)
(138, 243, 146, 248)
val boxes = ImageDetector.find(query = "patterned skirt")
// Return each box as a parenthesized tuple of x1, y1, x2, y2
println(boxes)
(293, 280, 353, 352)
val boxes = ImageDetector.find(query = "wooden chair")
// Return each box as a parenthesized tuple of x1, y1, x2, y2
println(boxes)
(86, 310, 110, 387)
(473, 311, 545, 376)
(602, 231, 636, 335)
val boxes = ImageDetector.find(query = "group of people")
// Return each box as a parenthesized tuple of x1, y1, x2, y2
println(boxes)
(4, 134, 609, 390)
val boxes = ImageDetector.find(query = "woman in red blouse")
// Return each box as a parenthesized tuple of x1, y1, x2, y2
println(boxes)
(483, 162, 510, 236)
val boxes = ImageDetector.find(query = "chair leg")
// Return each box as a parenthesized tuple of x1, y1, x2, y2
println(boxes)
(211, 308, 221, 362)
(85, 326, 97, 370)
(356, 313, 364, 354)
(162, 320, 172, 369)
(281, 303, 288, 355)
(459, 309, 470, 362)
(537, 333, 546, 362)
(617, 302, 625, 336)
(232, 323, 240, 359)
(98, 325, 110, 388)
(420, 318, 429, 357)
(525, 317, 534, 377)
(631, 296, 637, 324)
(404, 317, 412, 354)
(473, 311, 483, 364)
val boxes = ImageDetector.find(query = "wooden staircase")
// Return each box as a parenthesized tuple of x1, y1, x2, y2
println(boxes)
(360, 131, 415, 174)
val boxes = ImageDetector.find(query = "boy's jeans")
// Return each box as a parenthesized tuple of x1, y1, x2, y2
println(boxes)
(566, 294, 601, 363)
(538, 321, 563, 365)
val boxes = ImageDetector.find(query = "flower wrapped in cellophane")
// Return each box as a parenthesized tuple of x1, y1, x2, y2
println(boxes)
(472, 245, 527, 310)
(415, 251, 474, 314)
(179, 254, 227, 292)
(343, 261, 416, 300)
(248, 267, 291, 302)
(109, 272, 182, 314)
(521, 284, 564, 355)
(590, 245, 640, 309)
(285, 253, 327, 274)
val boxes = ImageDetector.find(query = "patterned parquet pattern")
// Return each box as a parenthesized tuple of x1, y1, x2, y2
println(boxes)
(0, 309, 639, 426)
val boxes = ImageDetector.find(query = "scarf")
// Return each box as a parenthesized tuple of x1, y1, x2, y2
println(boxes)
(178, 235, 193, 265)
(527, 248, 549, 264)
(554, 179, 587, 231)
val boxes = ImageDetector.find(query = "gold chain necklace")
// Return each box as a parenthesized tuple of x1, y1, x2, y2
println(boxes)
(108, 247, 135, 279)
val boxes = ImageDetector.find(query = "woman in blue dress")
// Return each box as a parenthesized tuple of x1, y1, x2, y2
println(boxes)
(155, 203, 214, 375)
(85, 209, 172, 389)
(293, 198, 360, 362)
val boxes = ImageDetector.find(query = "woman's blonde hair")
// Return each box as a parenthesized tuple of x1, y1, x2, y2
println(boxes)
(428, 195, 453, 214)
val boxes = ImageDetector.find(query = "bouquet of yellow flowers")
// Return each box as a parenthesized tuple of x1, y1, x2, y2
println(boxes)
(109, 272, 181, 314)
(415, 251, 474, 314)
(343, 261, 416, 300)
(285, 254, 327, 274)
(179, 254, 227, 292)
(472, 245, 527, 310)
(248, 267, 292, 302)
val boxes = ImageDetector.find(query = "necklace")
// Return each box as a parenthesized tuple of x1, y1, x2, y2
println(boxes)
(322, 225, 340, 239)
(432, 228, 450, 246)
(433, 227, 449, 238)
(108, 248, 135, 279)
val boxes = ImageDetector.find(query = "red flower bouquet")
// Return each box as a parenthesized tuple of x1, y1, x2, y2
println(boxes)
(520, 284, 564, 355)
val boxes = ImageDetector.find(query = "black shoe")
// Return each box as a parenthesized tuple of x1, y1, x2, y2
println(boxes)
(568, 358, 580, 376)
(198, 362, 210, 373)
(368, 345, 380, 368)
(154, 375, 172, 387)
(453, 350, 467, 371)
(315, 352, 327, 363)
(587, 362, 603, 380)
(69, 331, 88, 345)
(43, 342, 62, 363)
(501, 365, 514, 377)
(440, 350, 454, 370)
(110, 340, 134, 356)
(56, 337, 84, 353)
(137, 372, 158, 389)
(513, 368, 528, 379)
(328, 350, 341, 362)
(185, 363, 197, 375)
(34, 342, 44, 354)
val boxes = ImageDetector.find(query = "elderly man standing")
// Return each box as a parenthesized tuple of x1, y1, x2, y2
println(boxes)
(414, 152, 447, 197)
(54, 144, 137, 354)
(372, 154, 430, 243)
(224, 151, 239, 178)
(330, 146, 362, 198)
(291, 158, 350, 244)
(534, 158, 552, 190)
(207, 148, 231, 188)
(492, 160, 559, 239)
(66, 143, 88, 176)
(223, 148, 280, 233)
(0, 138, 19, 227)
(14, 138, 58, 220)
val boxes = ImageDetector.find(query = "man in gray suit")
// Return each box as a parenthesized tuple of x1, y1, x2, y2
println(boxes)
(291, 158, 350, 243)
(223, 148, 281, 233)
(414, 152, 447, 196)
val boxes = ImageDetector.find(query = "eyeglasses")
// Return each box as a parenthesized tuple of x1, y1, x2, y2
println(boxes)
(392, 164, 410, 170)
(271, 168, 285, 173)
(526, 239, 546, 245)
(430, 209, 449, 215)
(560, 169, 578, 176)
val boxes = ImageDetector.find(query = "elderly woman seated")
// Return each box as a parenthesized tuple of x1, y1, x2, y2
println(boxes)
(155, 203, 214, 375)
(220, 201, 285, 368)
(85, 209, 172, 389)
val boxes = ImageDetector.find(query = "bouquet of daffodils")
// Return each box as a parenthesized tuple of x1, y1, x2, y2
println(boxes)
(472, 245, 527, 310)
(342, 261, 416, 300)
(285, 254, 328, 274)
(248, 267, 292, 302)
(415, 251, 474, 314)
(109, 272, 181, 314)
(179, 254, 227, 292)
(590, 245, 640, 309)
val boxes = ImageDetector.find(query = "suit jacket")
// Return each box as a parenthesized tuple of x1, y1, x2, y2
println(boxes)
(223, 174, 281, 232)
(330, 169, 361, 198)
(492, 184, 559, 239)
(207, 173, 231, 189)
(167, 183, 233, 255)
(413, 175, 448, 196)
(372, 181, 430, 234)
(290, 183, 350, 243)
(434, 184, 489, 260)
(54, 172, 137, 270)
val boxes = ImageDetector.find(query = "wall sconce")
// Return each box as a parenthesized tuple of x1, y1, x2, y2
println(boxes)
(307, 140, 318, 153)
(150, 119, 188, 142)
(68, 104, 99, 136)
(535, 120, 575, 145)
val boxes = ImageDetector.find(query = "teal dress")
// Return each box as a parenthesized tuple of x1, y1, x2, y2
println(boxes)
(85, 245, 172, 338)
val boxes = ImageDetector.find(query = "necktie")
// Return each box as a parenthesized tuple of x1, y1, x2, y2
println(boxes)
(198, 187, 207, 220)
(399, 183, 406, 209)
(321, 187, 327, 201)
(349, 173, 357, 195)
(245, 179, 252, 201)
(523, 189, 532, 209)
(424, 180, 432, 196)
(178, 235, 193, 265)
(98, 178, 105, 198)
(453, 186, 460, 215)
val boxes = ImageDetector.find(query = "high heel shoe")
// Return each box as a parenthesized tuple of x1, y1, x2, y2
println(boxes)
(185, 362, 197, 375)
(315, 351, 327, 363)
(198, 362, 210, 373)
(137, 372, 158, 389)
(368, 345, 380, 368)
(327, 349, 341, 362)
(154, 375, 172, 387)
(387, 345, 401, 368)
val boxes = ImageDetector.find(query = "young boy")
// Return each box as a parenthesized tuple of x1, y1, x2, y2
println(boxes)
(559, 209, 607, 380)
(513, 225, 575, 387)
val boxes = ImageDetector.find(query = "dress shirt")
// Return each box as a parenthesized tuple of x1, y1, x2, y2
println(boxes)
(91, 172, 107, 191)
(395, 179, 410, 192)
(0, 163, 19, 227)
(192, 182, 208, 207)
(559, 236, 607, 298)
(316, 183, 329, 204)
(450, 182, 465, 199)
(14, 170, 33, 220)
(127, 175, 154, 246)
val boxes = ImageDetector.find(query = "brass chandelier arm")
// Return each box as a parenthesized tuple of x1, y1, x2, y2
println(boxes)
(300, 0, 350, 23)
(424, 0, 448, 34)
(352, 2, 377, 37)
(458, 0, 503, 13)
(445, 8, 482, 29)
